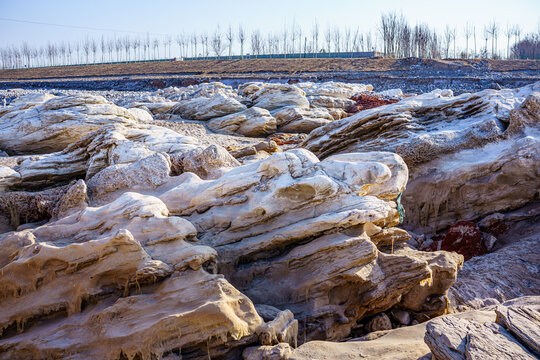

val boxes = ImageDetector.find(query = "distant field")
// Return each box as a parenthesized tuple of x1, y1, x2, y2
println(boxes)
(1, 58, 539, 81)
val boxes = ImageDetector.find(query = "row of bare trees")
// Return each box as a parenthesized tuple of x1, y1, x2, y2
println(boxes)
(1, 15, 539, 69)
(378, 12, 529, 59)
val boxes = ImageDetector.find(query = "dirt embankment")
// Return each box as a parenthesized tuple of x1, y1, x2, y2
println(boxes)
(1, 58, 539, 93)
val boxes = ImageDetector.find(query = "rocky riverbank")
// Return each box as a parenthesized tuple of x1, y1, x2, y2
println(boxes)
(0, 80, 538, 359)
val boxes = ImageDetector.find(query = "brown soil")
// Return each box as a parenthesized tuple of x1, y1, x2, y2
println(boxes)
(1, 58, 539, 81)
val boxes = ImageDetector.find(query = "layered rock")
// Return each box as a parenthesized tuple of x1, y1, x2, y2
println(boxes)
(0, 179, 87, 229)
(272, 106, 334, 133)
(0, 192, 264, 359)
(10, 123, 199, 190)
(303, 83, 540, 233)
(207, 107, 277, 136)
(424, 297, 540, 360)
(168, 92, 246, 120)
(240, 83, 310, 110)
(158, 149, 462, 340)
(448, 233, 540, 309)
(296, 82, 373, 99)
(0, 93, 140, 154)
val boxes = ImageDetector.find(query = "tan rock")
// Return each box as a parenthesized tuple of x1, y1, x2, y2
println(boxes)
(243, 343, 293, 360)
(14, 123, 199, 189)
(246, 84, 310, 111)
(171, 144, 241, 180)
(272, 106, 333, 133)
(303, 83, 540, 233)
(0, 93, 139, 154)
(159, 149, 461, 340)
(0, 179, 88, 230)
(424, 302, 538, 360)
(207, 107, 277, 136)
(168, 92, 246, 120)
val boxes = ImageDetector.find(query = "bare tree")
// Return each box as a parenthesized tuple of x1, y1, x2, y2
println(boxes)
(191, 33, 198, 58)
(107, 38, 114, 62)
(291, 20, 297, 53)
(200, 33, 209, 59)
(352, 28, 360, 52)
(90, 38, 97, 63)
(344, 27, 352, 52)
(238, 25, 246, 59)
(145, 35, 150, 60)
(464, 22, 473, 58)
(176, 35, 184, 58)
(297, 24, 303, 54)
(83, 38, 90, 64)
(221, 24, 232, 59)
(482, 26, 490, 58)
(366, 31, 373, 52)
(487, 20, 499, 58)
(165, 36, 172, 58)
(47, 42, 56, 66)
(380, 12, 400, 56)
(451, 28, 457, 58)
(101, 36, 106, 62)
(333, 27, 341, 52)
(21, 42, 31, 68)
(312, 20, 319, 55)
(212, 27, 224, 58)
(505, 24, 513, 59)
(513, 25, 522, 59)
(153, 38, 160, 59)
(250, 30, 262, 58)
(473, 25, 477, 57)
(282, 26, 289, 56)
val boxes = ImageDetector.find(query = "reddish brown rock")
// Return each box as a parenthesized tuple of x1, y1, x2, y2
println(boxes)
(427, 221, 487, 260)
(346, 94, 399, 114)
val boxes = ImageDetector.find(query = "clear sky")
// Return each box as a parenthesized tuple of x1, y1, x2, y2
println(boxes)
(1, 0, 539, 51)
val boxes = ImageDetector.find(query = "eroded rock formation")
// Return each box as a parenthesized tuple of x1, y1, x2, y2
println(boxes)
(303, 83, 540, 234)
(1, 81, 538, 359)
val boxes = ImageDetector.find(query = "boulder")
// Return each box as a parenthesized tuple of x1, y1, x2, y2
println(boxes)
(171, 144, 241, 180)
(245, 84, 310, 110)
(289, 320, 431, 360)
(448, 234, 540, 309)
(496, 298, 540, 356)
(306, 95, 356, 111)
(115, 94, 177, 114)
(87, 152, 172, 204)
(159, 82, 240, 102)
(168, 92, 246, 120)
(425, 221, 487, 260)
(272, 106, 334, 133)
(424, 297, 539, 360)
(0, 93, 139, 154)
(365, 313, 392, 333)
(296, 82, 373, 99)
(243, 343, 293, 360)
(208, 107, 277, 136)
(0, 166, 21, 193)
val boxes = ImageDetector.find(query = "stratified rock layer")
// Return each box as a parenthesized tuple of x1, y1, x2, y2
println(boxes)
(303, 83, 540, 233)
(424, 297, 540, 360)
(159, 149, 462, 340)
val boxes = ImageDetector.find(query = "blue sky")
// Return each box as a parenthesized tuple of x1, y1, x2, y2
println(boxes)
(1, 0, 539, 51)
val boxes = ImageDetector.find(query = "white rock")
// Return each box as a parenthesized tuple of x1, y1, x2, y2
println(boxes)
(0, 93, 138, 154)
(208, 107, 277, 136)
(168, 92, 246, 120)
